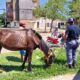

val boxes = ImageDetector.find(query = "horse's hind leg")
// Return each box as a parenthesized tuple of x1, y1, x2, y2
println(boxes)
(27, 50, 32, 71)
(22, 49, 33, 71)
(22, 50, 29, 70)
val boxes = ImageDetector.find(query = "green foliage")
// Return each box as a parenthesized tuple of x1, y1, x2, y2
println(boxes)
(69, 0, 80, 18)
(0, 13, 6, 26)
(0, 16, 4, 25)
(33, 0, 67, 20)
(45, 0, 67, 20)
(33, 6, 47, 18)
(33, 6, 42, 18)
(0, 48, 80, 80)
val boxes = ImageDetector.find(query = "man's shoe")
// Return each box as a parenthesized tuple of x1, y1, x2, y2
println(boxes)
(68, 64, 72, 68)
(72, 62, 76, 68)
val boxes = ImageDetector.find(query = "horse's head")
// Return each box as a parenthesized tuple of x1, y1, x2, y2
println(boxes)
(44, 49, 55, 66)
(38, 39, 55, 66)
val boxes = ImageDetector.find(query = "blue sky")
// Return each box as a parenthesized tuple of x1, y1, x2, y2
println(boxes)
(0, 0, 47, 14)
(0, 0, 6, 14)
(40, 0, 47, 6)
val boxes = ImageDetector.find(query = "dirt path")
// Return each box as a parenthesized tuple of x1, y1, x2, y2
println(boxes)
(40, 73, 80, 80)
(45, 74, 76, 80)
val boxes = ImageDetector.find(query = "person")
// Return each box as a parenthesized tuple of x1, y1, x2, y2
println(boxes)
(20, 50, 26, 61)
(64, 18, 80, 68)
(51, 27, 59, 38)
(58, 33, 65, 46)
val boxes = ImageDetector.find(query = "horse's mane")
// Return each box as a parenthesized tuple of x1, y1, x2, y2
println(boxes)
(39, 39, 49, 55)
(32, 29, 42, 40)
(31, 29, 49, 54)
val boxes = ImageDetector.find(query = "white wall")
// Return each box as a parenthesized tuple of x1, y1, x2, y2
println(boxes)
(34, 18, 51, 29)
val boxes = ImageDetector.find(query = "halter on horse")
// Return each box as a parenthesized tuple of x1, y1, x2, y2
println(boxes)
(0, 28, 55, 71)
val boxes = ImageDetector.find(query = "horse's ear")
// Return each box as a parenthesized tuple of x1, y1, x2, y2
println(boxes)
(49, 48, 53, 51)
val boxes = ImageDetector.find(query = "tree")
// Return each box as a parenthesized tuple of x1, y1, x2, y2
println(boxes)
(44, 0, 67, 31)
(0, 13, 6, 26)
(33, 6, 42, 18)
(33, 6, 48, 32)
(69, 0, 80, 18)
(69, 0, 80, 26)
(33, 0, 67, 32)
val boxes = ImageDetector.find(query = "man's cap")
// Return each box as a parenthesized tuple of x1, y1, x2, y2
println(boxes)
(67, 18, 74, 22)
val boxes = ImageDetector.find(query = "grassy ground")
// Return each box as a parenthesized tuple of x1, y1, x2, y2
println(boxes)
(0, 48, 80, 80)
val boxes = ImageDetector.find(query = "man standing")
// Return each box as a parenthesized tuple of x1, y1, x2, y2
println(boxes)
(64, 18, 80, 68)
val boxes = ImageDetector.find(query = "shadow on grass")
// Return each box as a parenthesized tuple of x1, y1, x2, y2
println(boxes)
(73, 70, 80, 80)
(54, 58, 66, 65)
(0, 64, 22, 72)
(32, 64, 46, 69)
(0, 64, 45, 72)
(6, 56, 21, 62)
(40, 56, 66, 66)
(0, 64, 46, 72)
(1, 56, 51, 72)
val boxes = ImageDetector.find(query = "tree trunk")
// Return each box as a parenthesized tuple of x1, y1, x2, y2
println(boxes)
(44, 17, 47, 32)
(45, 22, 47, 32)
(50, 19, 54, 32)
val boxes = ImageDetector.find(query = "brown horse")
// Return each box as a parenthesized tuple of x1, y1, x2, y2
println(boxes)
(0, 28, 55, 71)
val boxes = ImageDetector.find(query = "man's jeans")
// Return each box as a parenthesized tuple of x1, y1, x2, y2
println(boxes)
(66, 40, 79, 65)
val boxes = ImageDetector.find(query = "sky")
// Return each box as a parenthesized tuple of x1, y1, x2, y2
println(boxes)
(0, 0, 47, 14)
(40, 0, 47, 6)
(0, 0, 6, 14)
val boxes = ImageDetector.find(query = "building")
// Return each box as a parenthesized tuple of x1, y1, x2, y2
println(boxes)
(6, 0, 39, 27)
(6, 0, 13, 22)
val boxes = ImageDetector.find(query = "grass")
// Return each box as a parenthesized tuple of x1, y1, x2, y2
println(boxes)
(0, 48, 80, 80)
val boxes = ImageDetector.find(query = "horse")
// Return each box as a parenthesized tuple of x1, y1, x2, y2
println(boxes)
(0, 28, 55, 71)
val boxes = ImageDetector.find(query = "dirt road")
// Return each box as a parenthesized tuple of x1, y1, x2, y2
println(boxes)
(41, 73, 80, 80)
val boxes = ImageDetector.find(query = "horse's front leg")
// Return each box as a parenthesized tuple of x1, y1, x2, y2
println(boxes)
(27, 49, 33, 71)
(22, 50, 29, 70)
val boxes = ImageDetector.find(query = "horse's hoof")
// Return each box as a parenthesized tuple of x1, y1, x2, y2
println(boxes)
(21, 65, 25, 70)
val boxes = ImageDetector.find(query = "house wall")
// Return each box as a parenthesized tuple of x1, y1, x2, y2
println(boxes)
(6, 0, 13, 22)
(6, 0, 39, 21)
(19, 0, 34, 20)
(6, 0, 39, 28)
(34, 18, 51, 29)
